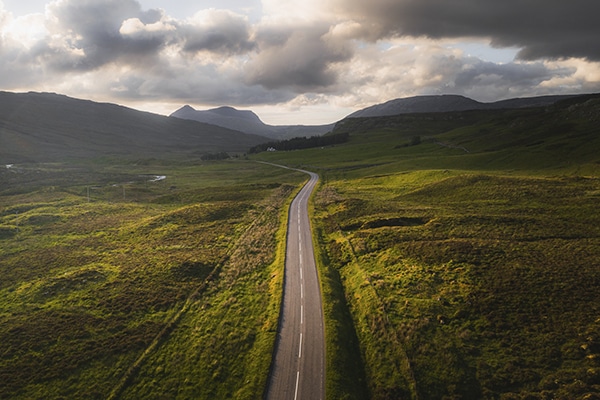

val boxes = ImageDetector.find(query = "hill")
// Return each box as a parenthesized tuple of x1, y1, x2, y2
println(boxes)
(1, 89, 599, 400)
(0, 92, 269, 163)
(166, 94, 579, 142)
(253, 93, 600, 399)
(347, 93, 580, 118)
(328, 93, 600, 171)
(170, 105, 333, 140)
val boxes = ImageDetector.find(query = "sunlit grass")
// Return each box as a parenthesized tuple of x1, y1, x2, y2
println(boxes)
(255, 101, 600, 399)
(309, 165, 600, 399)
(2, 98, 599, 399)
(0, 159, 306, 399)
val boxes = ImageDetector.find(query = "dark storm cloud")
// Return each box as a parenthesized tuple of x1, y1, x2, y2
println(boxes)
(339, 0, 600, 61)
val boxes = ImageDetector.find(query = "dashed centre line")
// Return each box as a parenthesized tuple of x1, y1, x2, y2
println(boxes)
(264, 168, 323, 400)
(294, 371, 300, 400)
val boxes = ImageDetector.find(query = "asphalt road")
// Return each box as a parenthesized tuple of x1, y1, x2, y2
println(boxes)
(266, 168, 325, 400)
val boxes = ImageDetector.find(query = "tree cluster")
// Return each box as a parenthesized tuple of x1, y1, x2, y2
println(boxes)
(200, 152, 230, 161)
(249, 132, 349, 154)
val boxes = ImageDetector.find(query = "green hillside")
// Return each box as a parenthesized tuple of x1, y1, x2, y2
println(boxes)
(0, 92, 268, 163)
(254, 95, 600, 399)
(258, 94, 600, 174)
(1, 93, 599, 400)
(0, 160, 307, 399)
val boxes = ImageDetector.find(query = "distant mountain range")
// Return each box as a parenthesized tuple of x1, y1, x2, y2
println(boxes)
(1, 90, 592, 163)
(171, 95, 580, 139)
(346, 94, 580, 118)
(170, 105, 334, 140)
(0, 92, 268, 163)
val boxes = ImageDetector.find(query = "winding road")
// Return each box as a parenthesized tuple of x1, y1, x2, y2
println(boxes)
(265, 167, 325, 400)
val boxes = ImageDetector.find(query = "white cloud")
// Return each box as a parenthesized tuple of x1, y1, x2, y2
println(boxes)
(119, 16, 176, 37)
(261, 0, 335, 21)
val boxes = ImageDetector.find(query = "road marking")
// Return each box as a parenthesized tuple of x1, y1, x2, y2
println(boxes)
(261, 165, 323, 400)
(294, 371, 300, 400)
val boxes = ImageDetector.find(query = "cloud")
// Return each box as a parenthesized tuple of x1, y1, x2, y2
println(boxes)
(42, 0, 171, 71)
(244, 22, 353, 91)
(181, 9, 254, 54)
(330, 40, 593, 108)
(119, 17, 176, 38)
(333, 0, 600, 61)
(454, 60, 575, 95)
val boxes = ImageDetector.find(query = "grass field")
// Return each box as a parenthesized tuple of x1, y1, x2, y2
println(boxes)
(0, 160, 306, 399)
(254, 99, 600, 399)
(2, 96, 599, 399)
(311, 171, 600, 399)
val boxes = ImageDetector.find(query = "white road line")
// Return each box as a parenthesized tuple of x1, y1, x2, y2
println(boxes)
(301, 283, 304, 299)
(301, 304, 304, 324)
(298, 333, 303, 358)
(294, 371, 300, 400)
(300, 266, 303, 280)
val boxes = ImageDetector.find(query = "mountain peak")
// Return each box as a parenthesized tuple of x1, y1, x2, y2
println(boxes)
(170, 104, 332, 139)
(208, 106, 262, 122)
(170, 104, 269, 136)
(179, 105, 196, 112)
(209, 106, 237, 113)
(0, 91, 269, 162)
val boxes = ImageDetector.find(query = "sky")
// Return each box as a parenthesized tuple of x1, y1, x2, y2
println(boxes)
(1, 0, 599, 125)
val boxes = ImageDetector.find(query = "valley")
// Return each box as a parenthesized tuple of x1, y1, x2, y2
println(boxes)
(1, 92, 599, 399)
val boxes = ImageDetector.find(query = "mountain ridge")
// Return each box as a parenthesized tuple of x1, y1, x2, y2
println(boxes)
(172, 94, 583, 139)
(346, 94, 582, 118)
(0, 91, 269, 163)
(170, 105, 333, 140)
(2, 91, 594, 164)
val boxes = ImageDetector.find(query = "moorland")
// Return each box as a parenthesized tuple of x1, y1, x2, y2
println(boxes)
(0, 160, 307, 399)
(1, 93, 599, 399)
(254, 94, 600, 399)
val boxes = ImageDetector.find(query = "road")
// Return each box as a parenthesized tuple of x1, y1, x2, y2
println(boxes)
(266, 167, 325, 400)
